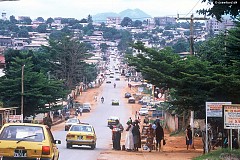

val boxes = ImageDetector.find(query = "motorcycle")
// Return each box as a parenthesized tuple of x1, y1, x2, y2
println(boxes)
(101, 97, 104, 103)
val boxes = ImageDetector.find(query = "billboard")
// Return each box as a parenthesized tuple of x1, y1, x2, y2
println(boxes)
(206, 102, 231, 117)
(223, 104, 240, 129)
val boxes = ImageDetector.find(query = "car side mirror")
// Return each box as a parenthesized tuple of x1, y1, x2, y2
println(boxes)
(54, 140, 61, 144)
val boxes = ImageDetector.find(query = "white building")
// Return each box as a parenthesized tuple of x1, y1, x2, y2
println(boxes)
(206, 17, 235, 34)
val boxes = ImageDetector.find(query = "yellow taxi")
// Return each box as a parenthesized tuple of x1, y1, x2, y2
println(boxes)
(0, 123, 61, 160)
(66, 123, 96, 149)
(107, 116, 119, 127)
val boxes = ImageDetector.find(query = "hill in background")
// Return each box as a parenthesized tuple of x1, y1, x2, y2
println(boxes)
(92, 8, 151, 22)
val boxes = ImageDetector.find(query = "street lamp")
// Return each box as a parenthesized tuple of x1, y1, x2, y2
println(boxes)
(21, 64, 25, 122)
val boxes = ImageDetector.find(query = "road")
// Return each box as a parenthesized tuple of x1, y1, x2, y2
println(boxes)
(53, 56, 131, 160)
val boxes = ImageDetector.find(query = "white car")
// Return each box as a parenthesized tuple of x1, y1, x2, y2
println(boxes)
(82, 102, 91, 112)
(139, 107, 149, 116)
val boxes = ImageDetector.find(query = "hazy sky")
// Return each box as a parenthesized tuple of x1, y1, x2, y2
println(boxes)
(0, 0, 211, 20)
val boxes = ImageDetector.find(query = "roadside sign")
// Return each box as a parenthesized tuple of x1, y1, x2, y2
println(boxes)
(223, 104, 240, 129)
(206, 102, 231, 117)
(8, 115, 23, 123)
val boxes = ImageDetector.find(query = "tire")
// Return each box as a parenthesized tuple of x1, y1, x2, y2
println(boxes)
(91, 143, 96, 150)
(66, 143, 72, 149)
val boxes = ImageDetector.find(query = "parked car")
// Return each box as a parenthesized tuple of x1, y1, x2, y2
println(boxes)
(124, 92, 132, 98)
(107, 116, 120, 127)
(106, 79, 111, 83)
(112, 99, 119, 105)
(128, 97, 135, 103)
(65, 118, 81, 131)
(138, 96, 152, 105)
(115, 77, 120, 81)
(139, 107, 149, 116)
(109, 75, 114, 78)
(82, 102, 91, 112)
(66, 123, 97, 149)
(0, 123, 61, 159)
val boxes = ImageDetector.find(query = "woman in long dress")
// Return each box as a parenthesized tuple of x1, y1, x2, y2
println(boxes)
(132, 121, 141, 151)
(125, 121, 134, 151)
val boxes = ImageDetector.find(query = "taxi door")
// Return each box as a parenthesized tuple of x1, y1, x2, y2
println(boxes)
(46, 128, 60, 160)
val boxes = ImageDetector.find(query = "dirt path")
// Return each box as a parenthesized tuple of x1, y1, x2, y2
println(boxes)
(52, 80, 204, 160)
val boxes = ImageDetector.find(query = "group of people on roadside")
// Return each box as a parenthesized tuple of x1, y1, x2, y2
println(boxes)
(125, 118, 141, 151)
(145, 118, 165, 152)
(109, 116, 165, 152)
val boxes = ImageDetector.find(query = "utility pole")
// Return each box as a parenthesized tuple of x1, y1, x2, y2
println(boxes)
(21, 65, 25, 122)
(176, 14, 208, 55)
(176, 14, 208, 149)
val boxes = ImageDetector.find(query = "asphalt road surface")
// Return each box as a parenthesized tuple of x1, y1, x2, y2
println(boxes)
(53, 56, 131, 160)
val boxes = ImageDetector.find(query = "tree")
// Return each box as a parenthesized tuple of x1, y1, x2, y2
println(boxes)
(117, 30, 132, 51)
(79, 18, 88, 23)
(198, 0, 240, 21)
(172, 38, 189, 53)
(46, 17, 54, 25)
(43, 36, 96, 89)
(18, 28, 29, 38)
(20, 17, 32, 25)
(132, 20, 142, 28)
(120, 17, 132, 27)
(225, 17, 240, 65)
(10, 15, 17, 24)
(87, 15, 93, 23)
(0, 51, 66, 116)
(100, 43, 109, 53)
(36, 17, 45, 22)
(127, 39, 240, 117)
(36, 24, 47, 33)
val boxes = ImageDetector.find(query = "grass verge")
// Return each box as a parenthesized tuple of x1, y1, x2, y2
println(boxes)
(193, 148, 240, 160)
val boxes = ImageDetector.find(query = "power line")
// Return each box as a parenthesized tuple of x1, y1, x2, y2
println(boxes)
(185, 0, 201, 17)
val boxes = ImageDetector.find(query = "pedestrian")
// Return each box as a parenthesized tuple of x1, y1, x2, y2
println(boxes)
(132, 121, 141, 151)
(144, 115, 149, 125)
(127, 117, 132, 124)
(79, 107, 82, 116)
(94, 95, 97, 102)
(125, 121, 134, 151)
(154, 116, 160, 125)
(43, 113, 53, 130)
(111, 119, 123, 150)
(146, 124, 155, 152)
(75, 110, 78, 117)
(155, 122, 164, 151)
(186, 125, 193, 150)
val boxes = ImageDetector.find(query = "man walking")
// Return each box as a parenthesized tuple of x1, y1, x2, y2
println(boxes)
(186, 125, 193, 150)
(155, 122, 164, 151)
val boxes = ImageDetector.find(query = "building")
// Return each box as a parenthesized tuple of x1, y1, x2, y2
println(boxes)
(0, 36, 13, 47)
(154, 17, 176, 26)
(206, 17, 235, 34)
(106, 17, 121, 25)
(1, 12, 7, 20)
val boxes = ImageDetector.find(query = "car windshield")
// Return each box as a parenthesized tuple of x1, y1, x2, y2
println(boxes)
(67, 119, 79, 123)
(70, 125, 92, 132)
(140, 108, 148, 111)
(0, 125, 44, 142)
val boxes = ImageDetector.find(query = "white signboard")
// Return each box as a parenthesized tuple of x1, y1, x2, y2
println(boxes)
(8, 115, 23, 123)
(224, 105, 240, 129)
(206, 102, 231, 117)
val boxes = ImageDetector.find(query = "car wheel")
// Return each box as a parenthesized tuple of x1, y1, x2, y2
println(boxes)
(66, 143, 72, 149)
(91, 143, 96, 150)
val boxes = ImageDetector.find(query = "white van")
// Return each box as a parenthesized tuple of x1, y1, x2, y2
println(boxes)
(82, 103, 91, 112)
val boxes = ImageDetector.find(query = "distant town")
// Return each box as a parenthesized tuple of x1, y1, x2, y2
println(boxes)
(0, 10, 236, 76)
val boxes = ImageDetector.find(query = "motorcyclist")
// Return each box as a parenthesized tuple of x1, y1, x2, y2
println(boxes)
(101, 96, 104, 103)
(114, 83, 116, 88)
